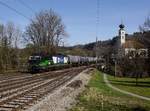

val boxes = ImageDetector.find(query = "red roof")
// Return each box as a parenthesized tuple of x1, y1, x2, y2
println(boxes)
(122, 40, 144, 49)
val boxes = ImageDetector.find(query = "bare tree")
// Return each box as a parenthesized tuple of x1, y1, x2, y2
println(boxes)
(139, 16, 150, 59)
(0, 24, 5, 71)
(25, 9, 67, 55)
(139, 16, 150, 32)
(12, 26, 22, 69)
(0, 22, 22, 72)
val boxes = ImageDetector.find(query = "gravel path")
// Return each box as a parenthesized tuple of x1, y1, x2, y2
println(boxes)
(103, 73, 150, 101)
(25, 68, 93, 111)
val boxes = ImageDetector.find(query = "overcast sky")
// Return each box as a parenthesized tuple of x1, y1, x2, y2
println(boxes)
(0, 0, 149, 46)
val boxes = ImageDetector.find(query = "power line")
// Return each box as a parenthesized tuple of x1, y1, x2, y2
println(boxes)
(0, 0, 30, 20)
(16, 0, 35, 14)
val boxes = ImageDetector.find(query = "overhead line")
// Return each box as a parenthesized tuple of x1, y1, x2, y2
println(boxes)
(0, 0, 30, 20)
(17, 0, 35, 14)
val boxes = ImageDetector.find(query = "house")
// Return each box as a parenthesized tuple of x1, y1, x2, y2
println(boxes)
(117, 24, 148, 58)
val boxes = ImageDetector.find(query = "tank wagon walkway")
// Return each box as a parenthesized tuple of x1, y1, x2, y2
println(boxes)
(103, 73, 150, 101)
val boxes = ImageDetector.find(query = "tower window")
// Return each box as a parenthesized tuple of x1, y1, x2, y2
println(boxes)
(122, 36, 125, 39)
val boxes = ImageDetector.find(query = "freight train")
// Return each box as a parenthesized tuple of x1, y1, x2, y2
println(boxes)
(28, 53, 97, 73)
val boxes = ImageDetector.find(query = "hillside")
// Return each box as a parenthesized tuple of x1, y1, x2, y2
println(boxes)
(62, 31, 150, 57)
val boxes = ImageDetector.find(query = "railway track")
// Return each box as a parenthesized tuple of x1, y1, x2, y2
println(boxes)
(0, 66, 86, 111)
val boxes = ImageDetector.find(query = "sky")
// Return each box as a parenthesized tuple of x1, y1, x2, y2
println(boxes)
(0, 0, 149, 46)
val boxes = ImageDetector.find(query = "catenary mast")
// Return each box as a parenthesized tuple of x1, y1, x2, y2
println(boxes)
(96, 0, 100, 67)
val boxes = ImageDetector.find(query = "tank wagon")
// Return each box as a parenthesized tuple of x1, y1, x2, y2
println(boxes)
(28, 53, 97, 73)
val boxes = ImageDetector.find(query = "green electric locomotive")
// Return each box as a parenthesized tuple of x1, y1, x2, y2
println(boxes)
(27, 53, 97, 73)
(28, 55, 54, 73)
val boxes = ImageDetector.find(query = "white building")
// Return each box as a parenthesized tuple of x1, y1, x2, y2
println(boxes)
(118, 24, 148, 58)
(119, 24, 126, 46)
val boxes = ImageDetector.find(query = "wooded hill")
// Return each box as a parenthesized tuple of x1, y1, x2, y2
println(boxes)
(64, 31, 150, 58)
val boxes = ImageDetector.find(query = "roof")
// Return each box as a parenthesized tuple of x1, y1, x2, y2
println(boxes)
(122, 40, 145, 49)
(119, 24, 125, 29)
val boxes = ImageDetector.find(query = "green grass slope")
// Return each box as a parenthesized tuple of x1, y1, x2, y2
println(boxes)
(70, 70, 150, 111)
(108, 74, 150, 98)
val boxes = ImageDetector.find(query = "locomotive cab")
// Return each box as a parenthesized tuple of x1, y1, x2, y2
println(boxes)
(28, 56, 42, 73)
(28, 55, 53, 73)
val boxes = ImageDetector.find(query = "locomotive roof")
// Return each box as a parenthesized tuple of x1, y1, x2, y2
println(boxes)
(31, 52, 51, 56)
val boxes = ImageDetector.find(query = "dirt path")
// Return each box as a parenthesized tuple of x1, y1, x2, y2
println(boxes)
(103, 73, 150, 101)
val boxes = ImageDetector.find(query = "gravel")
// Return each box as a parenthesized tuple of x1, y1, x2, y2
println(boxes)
(25, 68, 93, 111)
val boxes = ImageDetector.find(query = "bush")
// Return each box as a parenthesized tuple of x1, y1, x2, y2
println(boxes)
(116, 58, 149, 77)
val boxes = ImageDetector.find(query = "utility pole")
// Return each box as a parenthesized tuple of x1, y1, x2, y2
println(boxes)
(63, 42, 64, 48)
(96, 37, 98, 68)
(115, 60, 117, 77)
(95, 0, 100, 69)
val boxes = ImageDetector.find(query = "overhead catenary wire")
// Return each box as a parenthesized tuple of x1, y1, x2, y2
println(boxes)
(16, 0, 35, 14)
(0, 0, 30, 20)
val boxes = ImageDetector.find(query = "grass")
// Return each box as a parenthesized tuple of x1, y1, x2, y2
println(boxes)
(108, 74, 150, 98)
(69, 70, 150, 111)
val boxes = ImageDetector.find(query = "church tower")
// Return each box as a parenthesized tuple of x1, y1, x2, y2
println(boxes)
(119, 24, 126, 46)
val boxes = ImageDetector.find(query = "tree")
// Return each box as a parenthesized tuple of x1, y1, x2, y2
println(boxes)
(139, 16, 150, 32)
(0, 22, 22, 72)
(12, 26, 22, 69)
(25, 9, 67, 55)
(0, 24, 5, 70)
(139, 16, 150, 47)
(116, 39, 147, 85)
